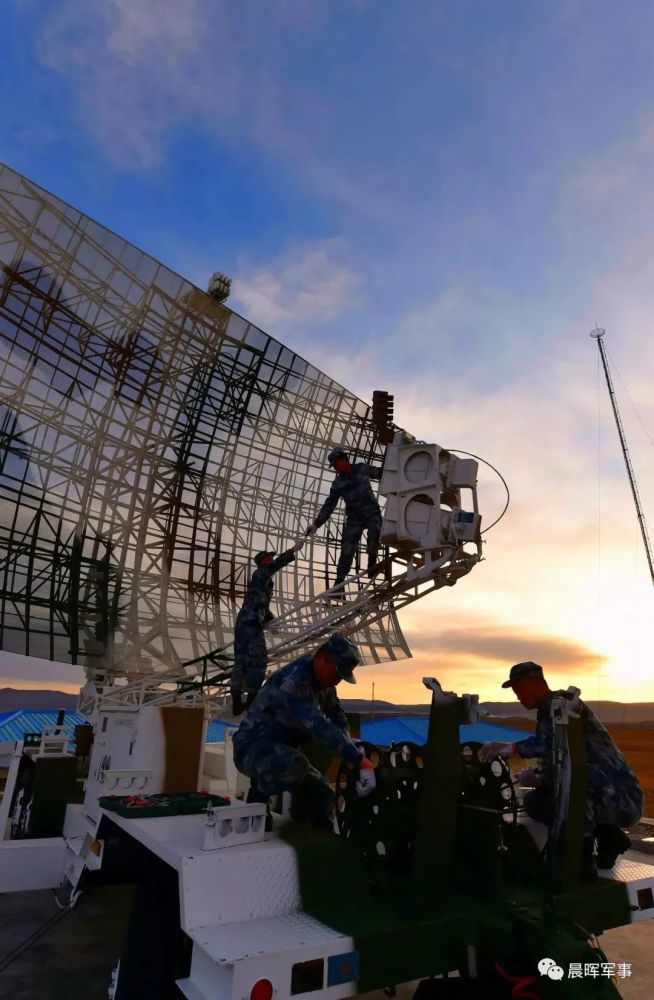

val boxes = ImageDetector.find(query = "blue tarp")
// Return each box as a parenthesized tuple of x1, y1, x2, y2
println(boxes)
(204, 714, 528, 746)
(0, 709, 87, 743)
(0, 710, 527, 749)
(360, 715, 528, 747)
(206, 718, 238, 743)
(0, 710, 236, 746)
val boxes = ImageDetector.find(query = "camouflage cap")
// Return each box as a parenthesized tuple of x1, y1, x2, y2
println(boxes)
(319, 633, 360, 683)
(327, 447, 348, 466)
(501, 661, 544, 689)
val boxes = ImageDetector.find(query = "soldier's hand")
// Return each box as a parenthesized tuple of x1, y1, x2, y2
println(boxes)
(292, 538, 305, 553)
(231, 691, 245, 716)
(481, 740, 514, 762)
(355, 757, 376, 797)
(305, 523, 318, 537)
(516, 767, 542, 788)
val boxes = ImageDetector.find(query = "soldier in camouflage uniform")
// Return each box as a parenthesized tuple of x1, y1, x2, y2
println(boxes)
(230, 541, 304, 716)
(482, 661, 643, 874)
(233, 633, 376, 830)
(306, 448, 383, 594)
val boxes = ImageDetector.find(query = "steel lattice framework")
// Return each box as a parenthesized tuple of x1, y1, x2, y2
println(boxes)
(0, 163, 409, 687)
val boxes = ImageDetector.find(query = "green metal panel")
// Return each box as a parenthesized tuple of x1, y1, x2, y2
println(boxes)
(29, 756, 80, 837)
(410, 698, 462, 908)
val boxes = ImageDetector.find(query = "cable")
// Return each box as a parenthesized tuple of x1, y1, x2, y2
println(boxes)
(592, 329, 654, 587)
(0, 901, 74, 972)
(449, 449, 510, 534)
(606, 345, 654, 453)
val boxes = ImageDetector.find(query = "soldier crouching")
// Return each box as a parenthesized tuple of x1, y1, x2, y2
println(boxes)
(233, 633, 376, 831)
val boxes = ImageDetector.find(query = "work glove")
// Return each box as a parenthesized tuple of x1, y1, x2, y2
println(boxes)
(480, 740, 514, 762)
(292, 538, 305, 553)
(305, 523, 318, 537)
(355, 757, 376, 797)
(515, 767, 542, 788)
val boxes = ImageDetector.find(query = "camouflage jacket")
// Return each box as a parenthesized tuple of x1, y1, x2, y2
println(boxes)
(516, 691, 639, 786)
(234, 654, 361, 764)
(314, 463, 382, 527)
(236, 550, 295, 627)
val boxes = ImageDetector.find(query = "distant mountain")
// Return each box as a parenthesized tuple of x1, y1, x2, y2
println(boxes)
(342, 698, 654, 723)
(341, 699, 401, 714)
(484, 700, 654, 724)
(0, 687, 78, 712)
(2, 687, 652, 724)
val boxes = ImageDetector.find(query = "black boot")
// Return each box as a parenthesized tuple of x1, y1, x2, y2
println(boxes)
(581, 836, 598, 882)
(291, 775, 335, 832)
(324, 579, 346, 602)
(596, 824, 631, 869)
(367, 555, 391, 580)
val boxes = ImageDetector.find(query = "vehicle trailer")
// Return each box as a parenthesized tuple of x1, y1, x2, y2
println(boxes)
(75, 680, 654, 1000)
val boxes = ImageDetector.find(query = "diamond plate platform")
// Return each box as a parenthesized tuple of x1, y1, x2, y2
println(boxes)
(192, 910, 351, 964)
(179, 910, 357, 1000)
(601, 855, 654, 923)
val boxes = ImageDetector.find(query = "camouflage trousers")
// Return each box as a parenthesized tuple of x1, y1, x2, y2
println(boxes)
(233, 736, 335, 827)
(585, 763, 643, 829)
(335, 511, 383, 584)
(230, 620, 267, 697)
(524, 764, 643, 834)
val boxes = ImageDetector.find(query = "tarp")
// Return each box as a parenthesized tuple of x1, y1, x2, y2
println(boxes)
(0, 709, 86, 743)
(206, 718, 238, 743)
(360, 715, 529, 747)
(204, 714, 528, 746)
(0, 710, 528, 749)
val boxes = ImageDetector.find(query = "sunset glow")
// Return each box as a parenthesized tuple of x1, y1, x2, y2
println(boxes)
(2, 3, 653, 707)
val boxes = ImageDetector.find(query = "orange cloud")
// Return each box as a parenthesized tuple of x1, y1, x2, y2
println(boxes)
(404, 625, 607, 673)
(358, 623, 609, 706)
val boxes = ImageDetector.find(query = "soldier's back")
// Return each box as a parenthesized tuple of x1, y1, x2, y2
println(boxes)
(236, 656, 316, 743)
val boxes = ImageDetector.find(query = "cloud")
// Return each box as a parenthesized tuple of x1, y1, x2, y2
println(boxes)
(354, 625, 609, 707)
(231, 240, 359, 328)
(33, 1, 338, 177)
(37, 0, 211, 168)
(405, 624, 607, 672)
(0, 652, 84, 692)
(9, 1, 654, 713)
(34, 0, 330, 172)
(31, 1, 406, 223)
(562, 115, 654, 213)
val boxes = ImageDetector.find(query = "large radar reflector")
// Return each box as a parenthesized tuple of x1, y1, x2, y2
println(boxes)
(0, 163, 406, 689)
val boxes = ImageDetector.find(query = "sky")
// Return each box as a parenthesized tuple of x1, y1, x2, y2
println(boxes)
(1, 0, 654, 707)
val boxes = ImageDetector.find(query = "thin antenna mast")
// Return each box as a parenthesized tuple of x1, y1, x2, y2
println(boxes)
(590, 327, 654, 587)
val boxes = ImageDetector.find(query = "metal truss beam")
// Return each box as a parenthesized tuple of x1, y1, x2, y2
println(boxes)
(0, 163, 408, 687)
